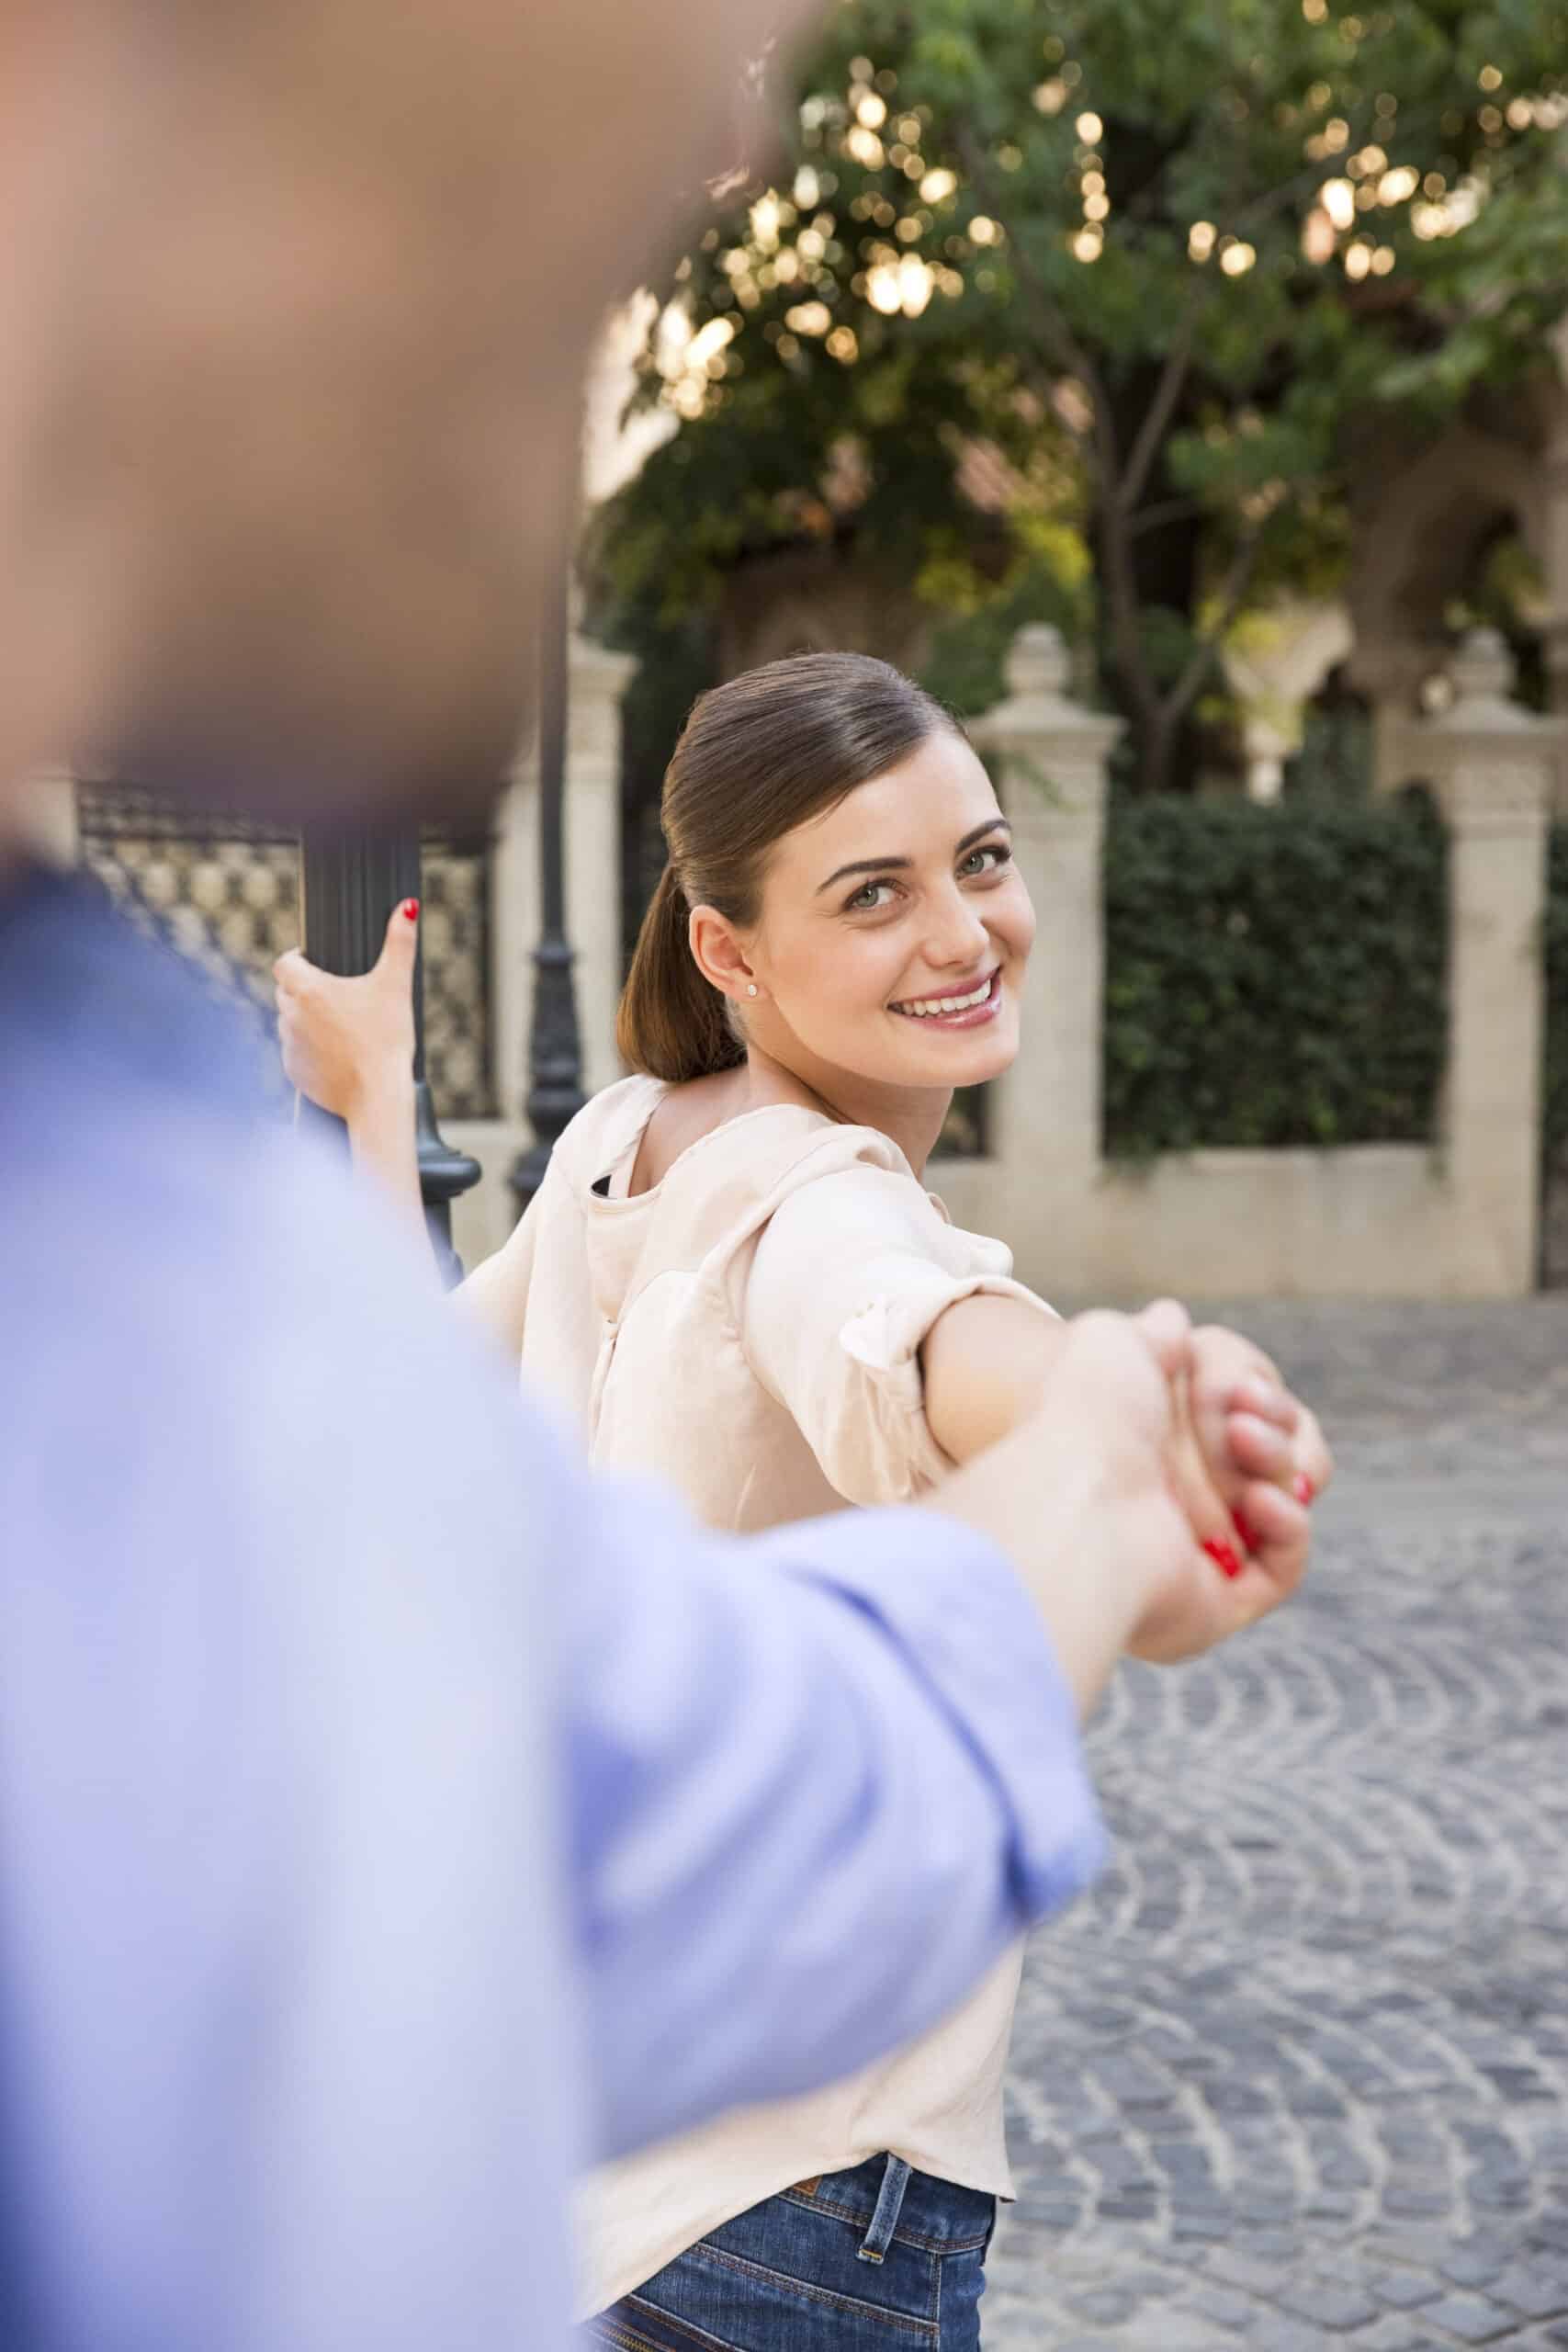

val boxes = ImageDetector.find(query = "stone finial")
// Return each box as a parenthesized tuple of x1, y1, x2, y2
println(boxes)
(1417, 624, 1562, 831)
(972, 620, 1123, 820)
(1003, 623, 1073, 703)
(1445, 626, 1518, 718)
(975, 622, 1122, 752)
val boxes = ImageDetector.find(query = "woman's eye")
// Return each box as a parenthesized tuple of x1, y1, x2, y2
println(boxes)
(960, 844, 1010, 878)
(845, 879, 896, 911)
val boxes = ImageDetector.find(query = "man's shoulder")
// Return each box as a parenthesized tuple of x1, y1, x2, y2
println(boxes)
(0, 870, 561, 1544)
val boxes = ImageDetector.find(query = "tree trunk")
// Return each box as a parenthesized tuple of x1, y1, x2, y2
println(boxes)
(1099, 367, 1205, 793)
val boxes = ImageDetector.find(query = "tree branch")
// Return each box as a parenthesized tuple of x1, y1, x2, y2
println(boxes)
(1127, 495, 1208, 539)
(1116, 322, 1196, 518)
(951, 117, 1122, 481)
(1118, 99, 1393, 542)
(1162, 526, 1266, 733)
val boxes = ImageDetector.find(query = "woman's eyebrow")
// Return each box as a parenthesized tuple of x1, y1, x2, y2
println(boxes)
(815, 817, 1011, 899)
(955, 817, 1011, 854)
(816, 854, 910, 896)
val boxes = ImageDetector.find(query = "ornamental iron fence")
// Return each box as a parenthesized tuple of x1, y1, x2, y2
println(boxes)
(77, 784, 495, 1121)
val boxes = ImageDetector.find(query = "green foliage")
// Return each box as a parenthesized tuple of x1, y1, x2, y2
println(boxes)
(917, 539, 1090, 715)
(595, 0, 1568, 788)
(1102, 793, 1449, 1155)
(1545, 826, 1568, 1164)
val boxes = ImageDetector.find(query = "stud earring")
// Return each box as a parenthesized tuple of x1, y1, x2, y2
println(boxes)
(746, 982, 759, 998)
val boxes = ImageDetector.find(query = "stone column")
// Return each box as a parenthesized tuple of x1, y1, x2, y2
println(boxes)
(1351, 634, 1435, 794)
(563, 630, 637, 1098)
(1221, 597, 1353, 803)
(491, 622, 636, 1114)
(13, 770, 79, 865)
(1241, 718, 1288, 805)
(1540, 423, 1568, 736)
(1535, 327, 1568, 812)
(1417, 628, 1561, 1295)
(970, 626, 1123, 1243)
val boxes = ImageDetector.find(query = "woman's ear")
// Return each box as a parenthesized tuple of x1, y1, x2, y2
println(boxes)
(688, 905, 759, 1002)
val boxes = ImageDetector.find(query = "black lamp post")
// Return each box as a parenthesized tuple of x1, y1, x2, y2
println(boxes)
(299, 828, 480, 1285)
(510, 567, 585, 1218)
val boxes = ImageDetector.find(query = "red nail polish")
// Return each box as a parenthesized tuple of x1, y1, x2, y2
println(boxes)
(1293, 1473, 1314, 1506)
(1233, 1513, 1258, 1555)
(401, 898, 419, 922)
(1202, 1538, 1244, 1580)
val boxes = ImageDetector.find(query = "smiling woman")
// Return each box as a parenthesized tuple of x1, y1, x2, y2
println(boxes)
(616, 654, 1032, 1167)
(273, 648, 1330, 2349)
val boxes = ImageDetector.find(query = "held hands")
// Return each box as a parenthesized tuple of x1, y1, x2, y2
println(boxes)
(1042, 1303, 1331, 1668)
(1167, 1319, 1332, 1594)
(273, 898, 420, 1119)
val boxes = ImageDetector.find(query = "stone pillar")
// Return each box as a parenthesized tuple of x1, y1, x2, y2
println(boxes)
(1351, 635, 1435, 794)
(491, 622, 636, 1114)
(13, 770, 79, 865)
(1540, 424, 1568, 732)
(1417, 628, 1561, 1295)
(1535, 333, 1568, 812)
(1221, 597, 1353, 802)
(970, 625, 1123, 1239)
(1241, 718, 1288, 805)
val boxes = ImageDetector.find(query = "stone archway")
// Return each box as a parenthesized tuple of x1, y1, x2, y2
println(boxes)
(1348, 344, 1568, 800)
(1223, 598, 1355, 800)
(715, 543, 934, 683)
(1349, 422, 1539, 785)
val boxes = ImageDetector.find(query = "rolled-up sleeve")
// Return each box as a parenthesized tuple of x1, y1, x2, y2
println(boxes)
(741, 1161, 1055, 1503)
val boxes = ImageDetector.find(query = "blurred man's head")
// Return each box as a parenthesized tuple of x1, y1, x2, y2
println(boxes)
(0, 0, 816, 828)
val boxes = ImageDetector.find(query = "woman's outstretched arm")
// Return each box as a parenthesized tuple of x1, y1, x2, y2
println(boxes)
(922, 1289, 1332, 1551)
(919, 1291, 1071, 1463)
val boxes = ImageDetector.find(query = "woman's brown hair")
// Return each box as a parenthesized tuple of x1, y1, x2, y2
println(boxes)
(618, 651, 964, 1081)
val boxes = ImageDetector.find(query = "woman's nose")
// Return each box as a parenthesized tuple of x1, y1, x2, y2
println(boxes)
(925, 890, 990, 967)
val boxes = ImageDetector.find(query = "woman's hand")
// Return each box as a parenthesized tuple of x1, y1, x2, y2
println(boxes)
(274, 899, 431, 1261)
(1127, 1306, 1316, 1664)
(1176, 1323, 1333, 1574)
(274, 898, 419, 1120)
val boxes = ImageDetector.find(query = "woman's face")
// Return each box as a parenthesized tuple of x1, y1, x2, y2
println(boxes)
(743, 729, 1034, 1093)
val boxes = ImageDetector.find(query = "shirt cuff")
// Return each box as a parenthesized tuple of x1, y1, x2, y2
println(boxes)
(775, 1509, 1106, 1933)
(838, 1272, 1058, 1490)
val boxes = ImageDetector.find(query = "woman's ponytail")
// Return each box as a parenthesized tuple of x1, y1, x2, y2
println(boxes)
(616, 862, 743, 1082)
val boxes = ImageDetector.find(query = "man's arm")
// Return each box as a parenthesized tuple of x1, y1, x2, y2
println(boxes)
(0, 1120, 1306, 2352)
(558, 1465, 1105, 2160)
(562, 1304, 1310, 2158)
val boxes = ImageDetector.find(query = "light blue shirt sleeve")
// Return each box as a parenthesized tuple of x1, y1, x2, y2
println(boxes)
(556, 1459, 1104, 2159)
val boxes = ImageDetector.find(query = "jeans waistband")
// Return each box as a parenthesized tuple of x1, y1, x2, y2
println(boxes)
(788, 2154, 994, 2255)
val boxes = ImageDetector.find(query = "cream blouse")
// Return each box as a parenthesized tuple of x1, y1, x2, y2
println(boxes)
(460, 1075, 1057, 2314)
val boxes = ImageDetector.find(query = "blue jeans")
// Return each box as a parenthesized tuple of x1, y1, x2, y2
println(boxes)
(584, 2154, 997, 2350)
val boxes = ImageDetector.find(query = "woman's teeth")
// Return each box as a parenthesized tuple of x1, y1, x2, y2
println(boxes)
(892, 975, 994, 1018)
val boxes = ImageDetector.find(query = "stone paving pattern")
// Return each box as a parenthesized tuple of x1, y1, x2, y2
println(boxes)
(987, 1299, 1568, 2351)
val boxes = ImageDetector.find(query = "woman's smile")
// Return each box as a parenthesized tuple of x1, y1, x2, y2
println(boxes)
(887, 968, 1002, 1027)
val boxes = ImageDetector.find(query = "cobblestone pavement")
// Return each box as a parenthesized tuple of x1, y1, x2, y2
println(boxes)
(987, 1297, 1568, 2352)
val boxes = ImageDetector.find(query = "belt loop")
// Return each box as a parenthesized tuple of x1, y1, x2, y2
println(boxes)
(856, 2155, 912, 2265)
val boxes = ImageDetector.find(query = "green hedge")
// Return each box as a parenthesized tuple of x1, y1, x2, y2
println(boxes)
(1102, 794, 1449, 1159)
(1546, 826, 1568, 1168)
